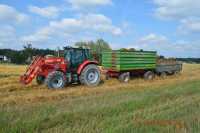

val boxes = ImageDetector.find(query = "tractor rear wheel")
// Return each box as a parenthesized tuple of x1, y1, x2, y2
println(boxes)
(45, 71, 66, 89)
(36, 75, 45, 85)
(80, 64, 100, 87)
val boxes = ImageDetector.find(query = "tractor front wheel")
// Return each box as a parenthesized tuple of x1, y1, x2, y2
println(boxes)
(80, 64, 101, 87)
(45, 71, 66, 89)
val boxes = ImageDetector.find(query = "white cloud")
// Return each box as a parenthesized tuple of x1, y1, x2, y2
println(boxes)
(138, 33, 168, 44)
(111, 33, 200, 57)
(0, 25, 20, 49)
(132, 34, 170, 55)
(0, 4, 29, 24)
(178, 18, 200, 34)
(153, 0, 200, 20)
(28, 5, 60, 18)
(22, 13, 123, 44)
(0, 4, 28, 48)
(68, 0, 112, 9)
(153, 0, 200, 35)
(80, 14, 122, 36)
(131, 33, 200, 57)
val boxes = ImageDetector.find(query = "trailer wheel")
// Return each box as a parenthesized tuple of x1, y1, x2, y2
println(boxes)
(144, 71, 155, 80)
(45, 71, 66, 89)
(174, 71, 180, 75)
(36, 75, 45, 85)
(119, 72, 130, 83)
(105, 73, 110, 80)
(80, 64, 101, 87)
(160, 72, 167, 79)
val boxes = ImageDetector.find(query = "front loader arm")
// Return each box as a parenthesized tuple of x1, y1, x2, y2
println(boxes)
(20, 56, 44, 85)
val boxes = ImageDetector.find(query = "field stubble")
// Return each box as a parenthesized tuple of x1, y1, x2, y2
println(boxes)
(0, 64, 200, 132)
(0, 63, 199, 106)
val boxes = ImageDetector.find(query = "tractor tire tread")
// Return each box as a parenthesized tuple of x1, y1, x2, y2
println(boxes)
(80, 64, 100, 87)
(45, 71, 66, 89)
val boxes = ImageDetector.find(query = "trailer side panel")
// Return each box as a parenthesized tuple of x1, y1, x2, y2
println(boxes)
(102, 51, 157, 71)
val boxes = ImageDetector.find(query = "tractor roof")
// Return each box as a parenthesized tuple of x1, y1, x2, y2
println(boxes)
(63, 46, 90, 50)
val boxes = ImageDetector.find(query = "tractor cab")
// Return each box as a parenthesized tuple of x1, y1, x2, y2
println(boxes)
(63, 47, 91, 72)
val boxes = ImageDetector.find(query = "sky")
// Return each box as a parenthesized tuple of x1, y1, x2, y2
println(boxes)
(0, 0, 200, 58)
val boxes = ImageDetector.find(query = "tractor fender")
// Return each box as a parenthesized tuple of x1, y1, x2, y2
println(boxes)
(77, 60, 98, 75)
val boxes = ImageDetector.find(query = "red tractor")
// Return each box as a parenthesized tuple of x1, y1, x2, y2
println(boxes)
(20, 47, 101, 89)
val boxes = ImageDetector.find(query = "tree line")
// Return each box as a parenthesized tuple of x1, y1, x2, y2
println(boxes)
(0, 44, 55, 64)
(0, 38, 199, 64)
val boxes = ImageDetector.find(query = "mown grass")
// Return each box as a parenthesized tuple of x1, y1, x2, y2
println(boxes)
(0, 64, 200, 133)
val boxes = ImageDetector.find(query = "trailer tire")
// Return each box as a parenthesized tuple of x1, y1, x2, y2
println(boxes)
(160, 72, 167, 79)
(45, 71, 66, 89)
(174, 71, 180, 75)
(80, 64, 101, 87)
(144, 71, 155, 80)
(36, 75, 45, 85)
(105, 73, 110, 80)
(119, 72, 130, 83)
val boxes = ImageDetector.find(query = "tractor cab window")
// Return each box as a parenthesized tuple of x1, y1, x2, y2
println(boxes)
(65, 50, 71, 62)
(64, 48, 85, 69)
(71, 50, 83, 66)
(64, 48, 92, 71)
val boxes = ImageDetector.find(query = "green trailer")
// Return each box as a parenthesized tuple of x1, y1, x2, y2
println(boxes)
(102, 50, 157, 82)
